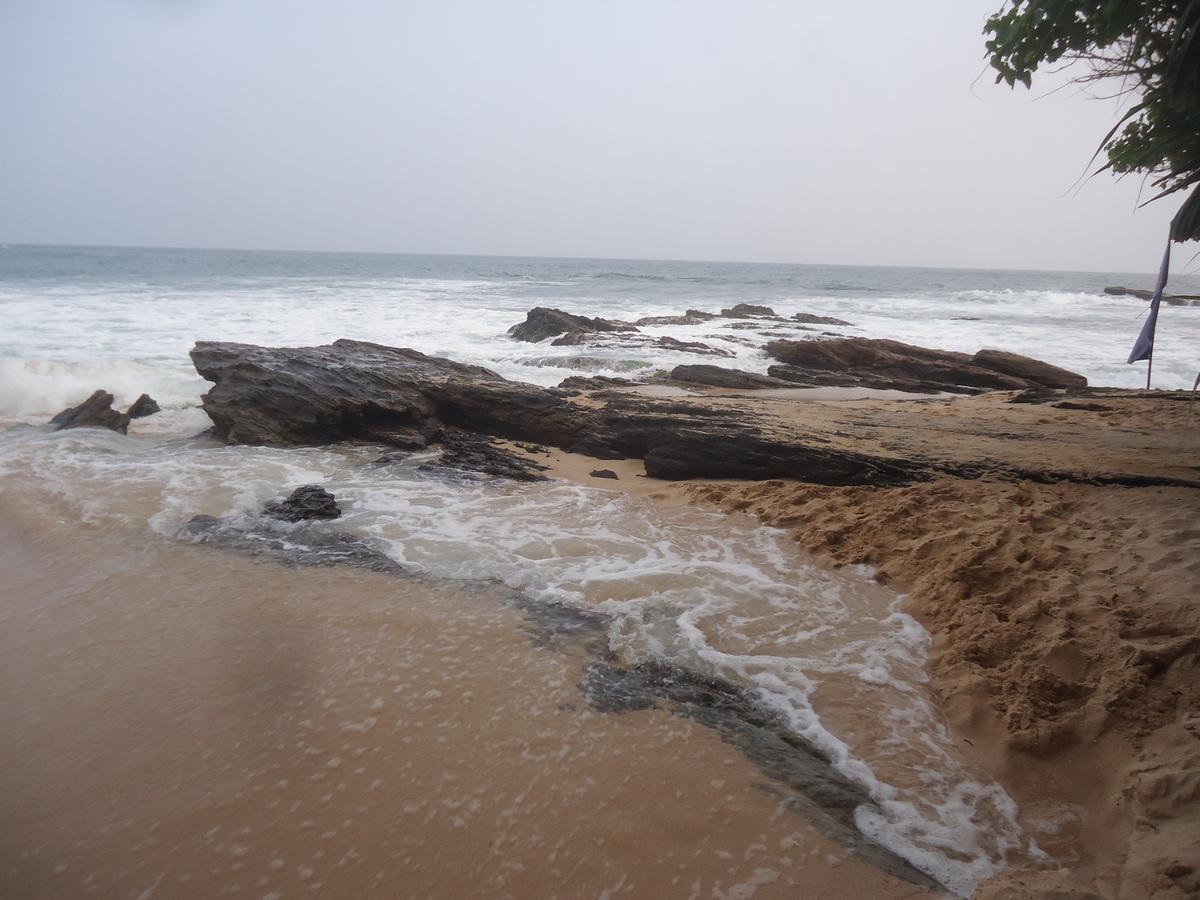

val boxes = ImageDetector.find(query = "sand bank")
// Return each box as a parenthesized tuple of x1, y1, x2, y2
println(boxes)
(522, 389, 1200, 898)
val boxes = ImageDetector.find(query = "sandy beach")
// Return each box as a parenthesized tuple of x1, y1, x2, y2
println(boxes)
(0, 486, 936, 900)
(518, 386, 1200, 898)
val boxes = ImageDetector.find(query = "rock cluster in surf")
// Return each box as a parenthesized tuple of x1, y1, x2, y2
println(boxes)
(49, 389, 162, 434)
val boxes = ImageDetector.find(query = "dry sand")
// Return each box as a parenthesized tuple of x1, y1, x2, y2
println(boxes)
(526, 388, 1200, 899)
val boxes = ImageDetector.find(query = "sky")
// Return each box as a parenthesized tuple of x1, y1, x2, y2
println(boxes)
(0, 0, 1185, 273)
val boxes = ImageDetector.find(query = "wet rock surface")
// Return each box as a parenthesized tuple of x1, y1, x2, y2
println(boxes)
(189, 339, 1184, 490)
(507, 307, 639, 342)
(420, 432, 551, 482)
(49, 390, 132, 434)
(192, 340, 933, 486)
(792, 312, 853, 326)
(668, 365, 795, 389)
(633, 309, 718, 326)
(767, 337, 1088, 394)
(181, 514, 404, 574)
(262, 484, 342, 521)
(125, 393, 161, 419)
(588, 468, 619, 480)
(721, 303, 777, 318)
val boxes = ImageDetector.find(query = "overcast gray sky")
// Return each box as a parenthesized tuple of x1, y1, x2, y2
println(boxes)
(0, 0, 1183, 272)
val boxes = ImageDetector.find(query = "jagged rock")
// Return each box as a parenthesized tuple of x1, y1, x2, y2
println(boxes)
(766, 338, 1087, 394)
(421, 432, 550, 482)
(262, 484, 342, 521)
(721, 303, 777, 318)
(668, 365, 795, 390)
(550, 330, 590, 346)
(191, 340, 932, 486)
(126, 394, 161, 419)
(792, 313, 852, 326)
(508, 307, 639, 343)
(589, 469, 619, 480)
(49, 390, 131, 434)
(190, 340, 502, 446)
(634, 309, 718, 326)
(654, 336, 734, 357)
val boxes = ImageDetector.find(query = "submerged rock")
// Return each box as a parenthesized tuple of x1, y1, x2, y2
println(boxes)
(126, 393, 161, 419)
(766, 337, 1087, 394)
(49, 390, 131, 434)
(421, 432, 550, 482)
(508, 307, 639, 342)
(721, 303, 777, 318)
(633, 309, 718, 326)
(792, 312, 853, 326)
(182, 514, 403, 574)
(262, 484, 342, 521)
(588, 468, 619, 480)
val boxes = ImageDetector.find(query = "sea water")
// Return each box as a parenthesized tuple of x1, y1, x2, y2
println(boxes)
(2, 243, 1198, 420)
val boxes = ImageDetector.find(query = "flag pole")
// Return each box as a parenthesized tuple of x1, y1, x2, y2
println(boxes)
(1146, 350, 1153, 390)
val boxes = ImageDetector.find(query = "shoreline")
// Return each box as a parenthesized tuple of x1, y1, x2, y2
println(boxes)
(510, 395, 1200, 898)
(0, 477, 942, 900)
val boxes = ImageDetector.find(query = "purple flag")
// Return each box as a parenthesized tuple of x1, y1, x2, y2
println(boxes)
(1127, 241, 1171, 364)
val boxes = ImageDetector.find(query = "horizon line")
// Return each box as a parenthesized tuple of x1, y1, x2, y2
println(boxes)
(0, 239, 1174, 280)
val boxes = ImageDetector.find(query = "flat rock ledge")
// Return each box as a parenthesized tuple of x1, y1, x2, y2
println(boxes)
(767, 337, 1087, 394)
(190, 339, 928, 486)
(190, 339, 1188, 490)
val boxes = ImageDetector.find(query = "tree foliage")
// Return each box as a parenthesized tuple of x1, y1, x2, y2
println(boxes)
(984, 1, 1200, 240)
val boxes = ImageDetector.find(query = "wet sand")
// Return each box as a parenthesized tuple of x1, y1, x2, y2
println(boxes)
(0, 489, 934, 900)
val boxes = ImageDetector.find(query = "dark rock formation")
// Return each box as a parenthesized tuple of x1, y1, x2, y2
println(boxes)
(653, 336, 734, 357)
(721, 303, 777, 318)
(668, 365, 795, 390)
(1105, 286, 1200, 307)
(508, 307, 639, 342)
(190, 340, 498, 446)
(792, 312, 853, 326)
(633, 309, 718, 326)
(550, 330, 732, 357)
(262, 484, 341, 522)
(126, 393, 161, 419)
(182, 514, 403, 574)
(971, 349, 1088, 390)
(589, 469, 619, 480)
(766, 338, 1087, 394)
(420, 432, 550, 482)
(558, 375, 633, 391)
(49, 390, 131, 434)
(191, 340, 933, 487)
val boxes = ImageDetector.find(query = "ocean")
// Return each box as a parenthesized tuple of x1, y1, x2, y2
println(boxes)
(1, 243, 1195, 896)
(2, 243, 1198, 420)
